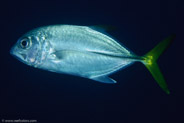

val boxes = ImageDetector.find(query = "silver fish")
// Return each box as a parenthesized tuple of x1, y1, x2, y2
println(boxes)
(10, 25, 175, 94)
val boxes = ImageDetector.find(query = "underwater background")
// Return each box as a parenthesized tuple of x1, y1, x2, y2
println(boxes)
(0, 0, 184, 123)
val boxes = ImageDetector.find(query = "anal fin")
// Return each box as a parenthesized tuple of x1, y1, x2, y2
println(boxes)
(90, 76, 117, 84)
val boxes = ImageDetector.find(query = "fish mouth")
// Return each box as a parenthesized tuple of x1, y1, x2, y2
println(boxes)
(10, 47, 15, 56)
(10, 46, 27, 64)
(11, 52, 25, 62)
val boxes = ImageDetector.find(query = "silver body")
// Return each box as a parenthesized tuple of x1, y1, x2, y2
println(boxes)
(10, 25, 139, 83)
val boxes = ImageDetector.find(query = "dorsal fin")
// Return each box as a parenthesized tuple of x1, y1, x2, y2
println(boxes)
(89, 25, 116, 33)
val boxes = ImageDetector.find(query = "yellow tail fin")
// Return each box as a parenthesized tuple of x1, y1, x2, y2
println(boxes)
(142, 34, 175, 94)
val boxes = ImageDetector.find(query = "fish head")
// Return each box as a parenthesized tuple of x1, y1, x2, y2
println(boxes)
(10, 31, 45, 67)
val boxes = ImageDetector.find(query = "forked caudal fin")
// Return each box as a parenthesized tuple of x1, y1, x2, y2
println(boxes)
(142, 34, 176, 94)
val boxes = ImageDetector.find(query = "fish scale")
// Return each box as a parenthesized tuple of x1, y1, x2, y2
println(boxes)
(43, 25, 131, 55)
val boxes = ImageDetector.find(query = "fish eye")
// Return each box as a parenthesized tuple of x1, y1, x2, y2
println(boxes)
(20, 38, 29, 49)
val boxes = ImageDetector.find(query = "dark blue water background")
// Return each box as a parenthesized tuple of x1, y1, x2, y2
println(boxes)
(1, 0, 184, 123)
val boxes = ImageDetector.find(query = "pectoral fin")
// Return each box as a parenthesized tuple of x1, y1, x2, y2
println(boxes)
(90, 76, 117, 84)
(52, 50, 68, 60)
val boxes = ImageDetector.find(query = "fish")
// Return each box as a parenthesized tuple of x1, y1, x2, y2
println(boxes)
(10, 25, 175, 94)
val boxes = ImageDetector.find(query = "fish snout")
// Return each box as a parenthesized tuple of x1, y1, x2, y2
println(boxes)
(10, 46, 16, 55)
